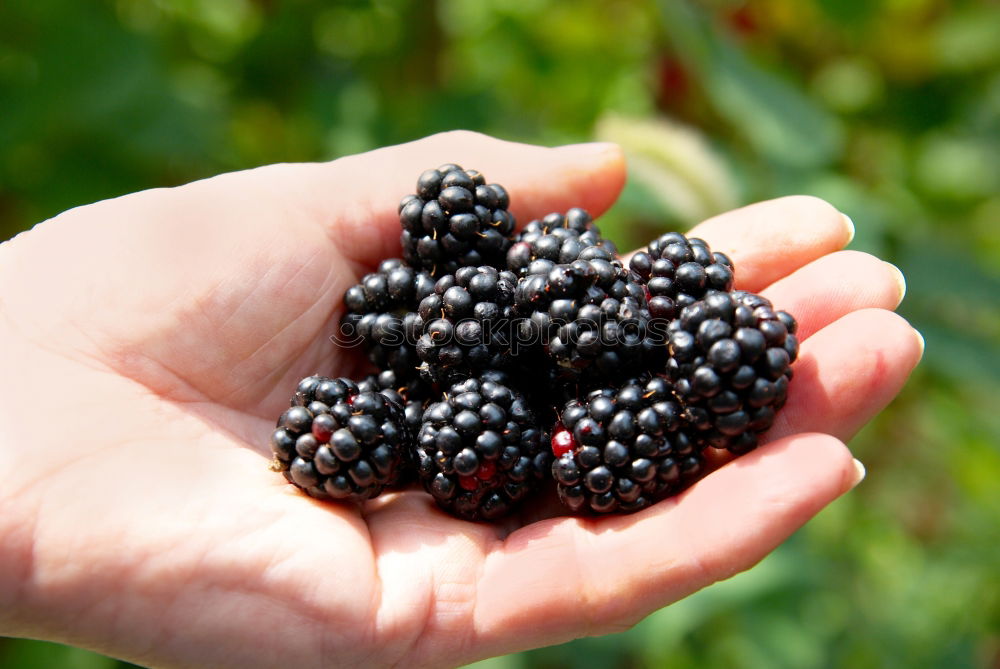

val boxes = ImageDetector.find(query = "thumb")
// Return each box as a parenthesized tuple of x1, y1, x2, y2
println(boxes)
(276, 130, 627, 266)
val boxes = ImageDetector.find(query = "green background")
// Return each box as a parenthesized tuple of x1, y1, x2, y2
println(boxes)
(1, 1, 998, 667)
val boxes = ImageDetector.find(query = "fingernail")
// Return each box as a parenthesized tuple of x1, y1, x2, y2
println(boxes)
(850, 458, 867, 488)
(841, 213, 856, 244)
(886, 262, 907, 303)
(915, 329, 925, 358)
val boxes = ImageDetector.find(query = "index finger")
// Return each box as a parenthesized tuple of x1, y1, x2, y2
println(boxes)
(685, 195, 855, 292)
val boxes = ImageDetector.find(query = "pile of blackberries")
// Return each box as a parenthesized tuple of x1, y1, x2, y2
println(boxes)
(269, 164, 798, 520)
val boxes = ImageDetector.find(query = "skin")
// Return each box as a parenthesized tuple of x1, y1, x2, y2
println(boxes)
(0, 131, 923, 668)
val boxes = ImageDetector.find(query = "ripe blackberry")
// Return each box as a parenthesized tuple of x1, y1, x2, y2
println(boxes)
(414, 265, 518, 385)
(415, 373, 550, 521)
(629, 231, 735, 326)
(513, 258, 651, 383)
(666, 290, 799, 454)
(510, 364, 584, 426)
(399, 164, 516, 277)
(506, 208, 618, 278)
(551, 376, 703, 514)
(270, 376, 413, 502)
(340, 259, 436, 380)
(358, 368, 439, 435)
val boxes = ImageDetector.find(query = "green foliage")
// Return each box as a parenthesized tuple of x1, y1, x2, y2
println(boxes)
(2, 1, 998, 667)
(0, 638, 140, 669)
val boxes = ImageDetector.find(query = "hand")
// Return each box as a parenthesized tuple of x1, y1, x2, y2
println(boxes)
(0, 131, 922, 668)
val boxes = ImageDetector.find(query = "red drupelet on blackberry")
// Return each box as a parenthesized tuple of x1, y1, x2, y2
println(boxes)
(340, 259, 436, 381)
(399, 164, 516, 277)
(551, 375, 704, 514)
(414, 265, 519, 386)
(270, 376, 414, 502)
(415, 373, 550, 521)
(506, 208, 619, 278)
(666, 290, 799, 454)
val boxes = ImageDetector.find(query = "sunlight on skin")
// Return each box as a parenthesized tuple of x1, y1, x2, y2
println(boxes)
(0, 132, 922, 668)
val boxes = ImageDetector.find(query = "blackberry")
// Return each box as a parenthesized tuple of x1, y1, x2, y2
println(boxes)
(510, 364, 583, 426)
(399, 164, 516, 277)
(358, 368, 439, 436)
(551, 376, 703, 514)
(414, 265, 518, 385)
(630, 231, 735, 326)
(340, 259, 436, 380)
(270, 376, 413, 502)
(506, 208, 618, 278)
(666, 290, 799, 453)
(415, 373, 550, 521)
(513, 258, 651, 383)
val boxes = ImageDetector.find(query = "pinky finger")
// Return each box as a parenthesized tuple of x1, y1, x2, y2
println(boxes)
(471, 433, 857, 659)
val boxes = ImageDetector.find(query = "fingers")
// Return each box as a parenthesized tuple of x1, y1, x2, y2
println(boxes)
(761, 250, 906, 339)
(297, 130, 627, 266)
(769, 308, 924, 444)
(472, 433, 856, 655)
(683, 195, 854, 293)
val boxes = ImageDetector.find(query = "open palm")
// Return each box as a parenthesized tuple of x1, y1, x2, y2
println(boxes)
(0, 132, 922, 668)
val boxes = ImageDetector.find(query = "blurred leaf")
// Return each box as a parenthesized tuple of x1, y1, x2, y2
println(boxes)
(912, 132, 1000, 202)
(463, 653, 526, 669)
(899, 239, 1000, 385)
(932, 5, 1000, 73)
(814, 0, 880, 26)
(0, 638, 140, 669)
(595, 113, 740, 226)
(811, 56, 885, 114)
(656, 0, 845, 168)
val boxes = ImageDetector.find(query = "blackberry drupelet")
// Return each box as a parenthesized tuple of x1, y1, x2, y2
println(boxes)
(340, 259, 436, 380)
(629, 231, 735, 328)
(399, 164, 516, 277)
(666, 290, 799, 454)
(551, 375, 704, 514)
(414, 265, 518, 385)
(506, 208, 618, 278)
(415, 373, 550, 521)
(513, 257, 651, 383)
(270, 376, 413, 502)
